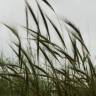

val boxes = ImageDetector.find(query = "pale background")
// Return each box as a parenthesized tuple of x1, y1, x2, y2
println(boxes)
(0, 0, 96, 61)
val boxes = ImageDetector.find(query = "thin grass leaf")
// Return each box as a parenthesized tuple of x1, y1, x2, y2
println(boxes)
(24, 27, 64, 59)
(25, 0, 38, 26)
(25, 0, 41, 63)
(42, 0, 54, 11)
(39, 46, 63, 96)
(23, 27, 63, 50)
(70, 67, 89, 79)
(72, 32, 89, 54)
(37, 1, 50, 40)
(40, 41, 61, 63)
(4, 24, 22, 69)
(68, 32, 77, 61)
(64, 19, 83, 40)
(47, 16, 66, 48)
(14, 43, 36, 77)
(25, 1, 40, 62)
(25, 6, 29, 38)
(87, 56, 96, 77)
(3, 24, 20, 41)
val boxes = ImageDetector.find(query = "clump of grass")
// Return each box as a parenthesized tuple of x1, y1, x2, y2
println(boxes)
(0, 0, 96, 96)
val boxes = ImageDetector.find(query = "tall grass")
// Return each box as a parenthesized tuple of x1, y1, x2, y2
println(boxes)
(0, 0, 96, 96)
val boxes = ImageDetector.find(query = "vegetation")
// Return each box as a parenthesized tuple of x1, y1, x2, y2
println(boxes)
(0, 0, 96, 96)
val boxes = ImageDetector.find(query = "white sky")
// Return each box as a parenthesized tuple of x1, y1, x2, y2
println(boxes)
(55, 0, 96, 57)
(0, 0, 96, 59)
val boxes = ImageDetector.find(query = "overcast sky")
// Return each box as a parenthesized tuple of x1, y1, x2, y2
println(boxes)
(55, 0, 96, 57)
(0, 0, 96, 59)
